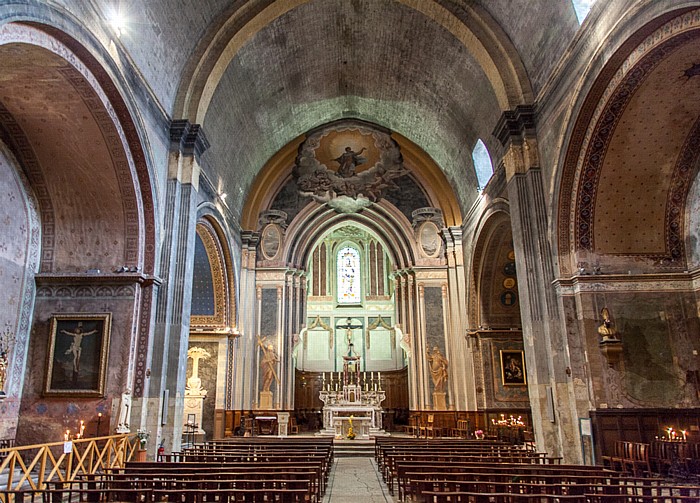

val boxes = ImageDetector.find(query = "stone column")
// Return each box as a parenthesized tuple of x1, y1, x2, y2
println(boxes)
(146, 120, 208, 454)
(495, 106, 583, 462)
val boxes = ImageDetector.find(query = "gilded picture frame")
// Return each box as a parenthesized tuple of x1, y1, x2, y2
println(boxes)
(44, 313, 111, 397)
(500, 350, 527, 386)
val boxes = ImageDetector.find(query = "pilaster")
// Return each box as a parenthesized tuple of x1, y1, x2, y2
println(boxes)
(494, 106, 583, 462)
(443, 227, 476, 410)
(146, 120, 207, 454)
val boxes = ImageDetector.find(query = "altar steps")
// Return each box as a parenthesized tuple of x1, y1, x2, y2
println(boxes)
(333, 438, 375, 457)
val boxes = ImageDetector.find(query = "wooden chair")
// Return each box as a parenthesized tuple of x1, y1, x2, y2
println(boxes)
(289, 417, 299, 434)
(419, 414, 435, 438)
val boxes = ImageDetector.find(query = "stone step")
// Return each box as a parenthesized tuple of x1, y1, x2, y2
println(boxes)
(333, 439, 375, 458)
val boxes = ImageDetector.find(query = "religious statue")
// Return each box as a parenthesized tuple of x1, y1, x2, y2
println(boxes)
(0, 350, 8, 397)
(337, 317, 362, 356)
(257, 336, 280, 392)
(426, 346, 448, 392)
(334, 146, 367, 178)
(116, 389, 132, 433)
(598, 307, 620, 342)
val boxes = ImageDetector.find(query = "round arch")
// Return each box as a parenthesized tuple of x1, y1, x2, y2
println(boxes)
(173, 0, 533, 124)
(554, 6, 700, 276)
(242, 127, 463, 232)
(0, 20, 157, 274)
(191, 216, 237, 330)
(467, 200, 513, 329)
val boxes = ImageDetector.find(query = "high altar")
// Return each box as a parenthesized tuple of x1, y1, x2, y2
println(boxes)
(317, 348, 388, 439)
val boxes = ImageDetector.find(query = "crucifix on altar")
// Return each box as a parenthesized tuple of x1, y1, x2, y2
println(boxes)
(337, 317, 362, 386)
(317, 317, 389, 438)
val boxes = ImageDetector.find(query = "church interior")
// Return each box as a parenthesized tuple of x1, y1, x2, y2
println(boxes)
(1, 0, 700, 473)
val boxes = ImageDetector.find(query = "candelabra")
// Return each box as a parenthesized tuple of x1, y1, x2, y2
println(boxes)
(0, 327, 16, 399)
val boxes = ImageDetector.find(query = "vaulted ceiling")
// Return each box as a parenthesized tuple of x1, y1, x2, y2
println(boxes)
(108, 0, 578, 220)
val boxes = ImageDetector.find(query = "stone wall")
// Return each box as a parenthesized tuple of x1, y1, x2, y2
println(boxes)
(16, 277, 144, 445)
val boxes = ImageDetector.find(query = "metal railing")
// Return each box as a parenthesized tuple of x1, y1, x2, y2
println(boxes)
(0, 433, 138, 494)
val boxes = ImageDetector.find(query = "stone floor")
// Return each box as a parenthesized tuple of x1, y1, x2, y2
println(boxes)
(323, 457, 394, 502)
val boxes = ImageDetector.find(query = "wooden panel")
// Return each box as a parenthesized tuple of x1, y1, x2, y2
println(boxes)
(591, 409, 700, 464)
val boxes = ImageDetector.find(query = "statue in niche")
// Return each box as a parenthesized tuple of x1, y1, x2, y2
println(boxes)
(598, 307, 620, 342)
(426, 346, 448, 392)
(257, 336, 280, 392)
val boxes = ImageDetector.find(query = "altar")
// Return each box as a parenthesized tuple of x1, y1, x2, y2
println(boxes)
(316, 346, 389, 439)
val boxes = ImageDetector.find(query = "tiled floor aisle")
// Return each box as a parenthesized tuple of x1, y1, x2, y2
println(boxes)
(323, 457, 394, 503)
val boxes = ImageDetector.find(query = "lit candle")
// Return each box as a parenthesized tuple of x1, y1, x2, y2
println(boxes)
(64, 430, 70, 442)
(322, 372, 326, 382)
(682, 430, 687, 441)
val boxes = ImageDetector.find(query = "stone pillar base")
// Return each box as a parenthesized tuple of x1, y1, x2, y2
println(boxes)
(259, 391, 273, 410)
(432, 391, 446, 410)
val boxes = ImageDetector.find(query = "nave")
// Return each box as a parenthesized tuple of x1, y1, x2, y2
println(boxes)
(4, 433, 700, 502)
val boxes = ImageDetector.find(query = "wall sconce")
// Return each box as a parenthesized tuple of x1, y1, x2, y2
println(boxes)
(0, 327, 17, 399)
(598, 307, 622, 366)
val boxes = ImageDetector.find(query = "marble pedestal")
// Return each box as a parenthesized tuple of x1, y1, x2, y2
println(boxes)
(432, 391, 447, 411)
(259, 391, 273, 410)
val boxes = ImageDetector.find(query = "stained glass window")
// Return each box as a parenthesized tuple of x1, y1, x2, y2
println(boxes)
(337, 246, 361, 304)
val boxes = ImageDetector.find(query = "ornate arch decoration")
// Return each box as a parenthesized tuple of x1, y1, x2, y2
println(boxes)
(0, 21, 157, 274)
(173, 0, 532, 124)
(283, 200, 418, 274)
(191, 216, 236, 330)
(556, 8, 700, 275)
(242, 126, 462, 232)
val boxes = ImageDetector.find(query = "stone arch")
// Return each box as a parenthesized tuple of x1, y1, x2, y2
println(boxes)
(242, 126, 462, 233)
(0, 139, 41, 436)
(191, 216, 236, 331)
(283, 201, 418, 273)
(173, 0, 533, 124)
(0, 19, 159, 440)
(0, 21, 157, 274)
(555, 7, 700, 275)
(468, 201, 520, 330)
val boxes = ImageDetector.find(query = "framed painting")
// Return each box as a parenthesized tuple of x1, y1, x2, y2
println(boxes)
(500, 350, 527, 386)
(44, 313, 111, 397)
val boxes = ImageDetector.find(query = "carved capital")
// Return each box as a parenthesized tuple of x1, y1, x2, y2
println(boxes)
(170, 120, 210, 158)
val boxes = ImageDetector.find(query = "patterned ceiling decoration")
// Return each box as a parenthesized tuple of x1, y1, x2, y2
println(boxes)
(556, 9, 700, 275)
(573, 31, 700, 264)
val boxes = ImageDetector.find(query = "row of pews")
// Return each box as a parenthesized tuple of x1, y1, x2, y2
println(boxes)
(1, 437, 333, 502)
(374, 437, 700, 502)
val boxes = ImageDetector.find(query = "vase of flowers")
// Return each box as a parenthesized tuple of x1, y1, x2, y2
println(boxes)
(135, 428, 150, 461)
(474, 429, 485, 440)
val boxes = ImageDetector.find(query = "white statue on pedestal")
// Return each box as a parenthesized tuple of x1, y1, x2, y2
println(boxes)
(116, 388, 131, 433)
(184, 347, 210, 435)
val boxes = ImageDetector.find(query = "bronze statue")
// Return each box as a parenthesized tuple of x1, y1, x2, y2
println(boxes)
(426, 346, 448, 392)
(597, 307, 619, 342)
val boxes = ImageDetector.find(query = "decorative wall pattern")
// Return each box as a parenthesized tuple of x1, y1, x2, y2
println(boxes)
(0, 141, 40, 439)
